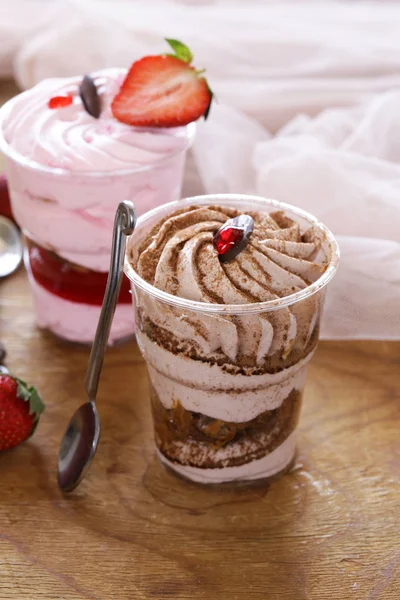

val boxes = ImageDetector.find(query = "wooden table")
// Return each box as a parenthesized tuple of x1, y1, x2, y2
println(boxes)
(1, 80, 399, 599)
(1, 269, 399, 600)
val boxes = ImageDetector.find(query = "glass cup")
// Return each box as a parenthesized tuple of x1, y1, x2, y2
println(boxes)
(124, 194, 340, 485)
(0, 94, 195, 344)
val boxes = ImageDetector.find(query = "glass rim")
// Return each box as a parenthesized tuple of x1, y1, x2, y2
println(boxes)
(124, 194, 340, 315)
(0, 96, 196, 178)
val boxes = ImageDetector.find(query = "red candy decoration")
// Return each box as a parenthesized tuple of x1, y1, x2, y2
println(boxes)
(213, 227, 243, 255)
(48, 96, 73, 109)
(213, 214, 254, 263)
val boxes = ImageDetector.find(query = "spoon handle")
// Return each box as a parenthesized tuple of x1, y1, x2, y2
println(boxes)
(85, 201, 136, 402)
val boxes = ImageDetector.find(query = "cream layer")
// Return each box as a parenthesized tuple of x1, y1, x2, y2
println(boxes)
(157, 431, 297, 484)
(138, 330, 312, 422)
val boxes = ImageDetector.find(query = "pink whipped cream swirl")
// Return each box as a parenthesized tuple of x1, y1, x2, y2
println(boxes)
(2, 68, 190, 172)
(0, 69, 193, 271)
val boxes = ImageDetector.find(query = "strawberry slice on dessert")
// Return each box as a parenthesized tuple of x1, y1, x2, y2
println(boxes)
(111, 38, 213, 128)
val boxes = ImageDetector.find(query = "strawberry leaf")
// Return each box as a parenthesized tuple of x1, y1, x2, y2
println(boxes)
(15, 377, 30, 402)
(14, 376, 45, 419)
(165, 38, 193, 64)
(28, 386, 45, 418)
(203, 81, 214, 120)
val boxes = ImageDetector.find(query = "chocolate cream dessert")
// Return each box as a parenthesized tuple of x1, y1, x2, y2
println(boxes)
(128, 204, 330, 484)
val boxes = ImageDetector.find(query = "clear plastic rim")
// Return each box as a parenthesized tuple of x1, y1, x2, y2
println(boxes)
(0, 95, 196, 177)
(124, 194, 340, 315)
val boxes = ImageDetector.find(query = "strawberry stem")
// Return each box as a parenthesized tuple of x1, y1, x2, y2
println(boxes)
(165, 38, 193, 64)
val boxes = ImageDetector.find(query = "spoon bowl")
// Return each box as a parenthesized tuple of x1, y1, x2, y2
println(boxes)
(0, 216, 22, 277)
(58, 401, 100, 492)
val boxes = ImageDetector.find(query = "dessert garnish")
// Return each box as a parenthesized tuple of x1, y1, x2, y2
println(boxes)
(0, 367, 44, 451)
(79, 74, 101, 119)
(48, 95, 73, 109)
(111, 38, 213, 127)
(213, 214, 254, 263)
(47, 74, 101, 117)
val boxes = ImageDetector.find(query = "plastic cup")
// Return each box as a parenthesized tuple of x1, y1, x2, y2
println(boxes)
(124, 194, 340, 485)
(0, 93, 194, 344)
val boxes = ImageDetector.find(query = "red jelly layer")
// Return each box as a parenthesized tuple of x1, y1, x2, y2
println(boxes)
(27, 241, 131, 306)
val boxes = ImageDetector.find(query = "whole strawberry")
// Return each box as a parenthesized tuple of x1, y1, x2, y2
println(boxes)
(0, 368, 44, 451)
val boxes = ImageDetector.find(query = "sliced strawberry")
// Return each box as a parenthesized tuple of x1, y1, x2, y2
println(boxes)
(111, 39, 213, 128)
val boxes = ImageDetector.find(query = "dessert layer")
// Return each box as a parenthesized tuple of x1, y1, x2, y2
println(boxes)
(130, 205, 327, 366)
(137, 325, 316, 382)
(151, 387, 301, 468)
(3, 69, 188, 172)
(11, 166, 184, 271)
(138, 308, 318, 371)
(157, 431, 296, 484)
(27, 238, 131, 306)
(29, 276, 134, 344)
(147, 361, 307, 423)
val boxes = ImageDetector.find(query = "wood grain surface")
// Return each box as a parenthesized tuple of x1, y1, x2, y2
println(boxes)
(1, 79, 399, 600)
(1, 268, 400, 600)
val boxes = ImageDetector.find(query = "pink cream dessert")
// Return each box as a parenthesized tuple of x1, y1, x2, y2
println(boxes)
(0, 68, 195, 343)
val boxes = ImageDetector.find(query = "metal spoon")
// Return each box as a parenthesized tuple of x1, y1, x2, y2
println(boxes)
(57, 201, 136, 492)
(0, 216, 22, 277)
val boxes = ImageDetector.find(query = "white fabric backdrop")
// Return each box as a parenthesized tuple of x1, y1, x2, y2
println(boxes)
(1, 0, 399, 339)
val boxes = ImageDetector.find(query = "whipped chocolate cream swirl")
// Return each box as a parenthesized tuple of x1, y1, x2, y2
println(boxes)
(131, 205, 327, 368)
